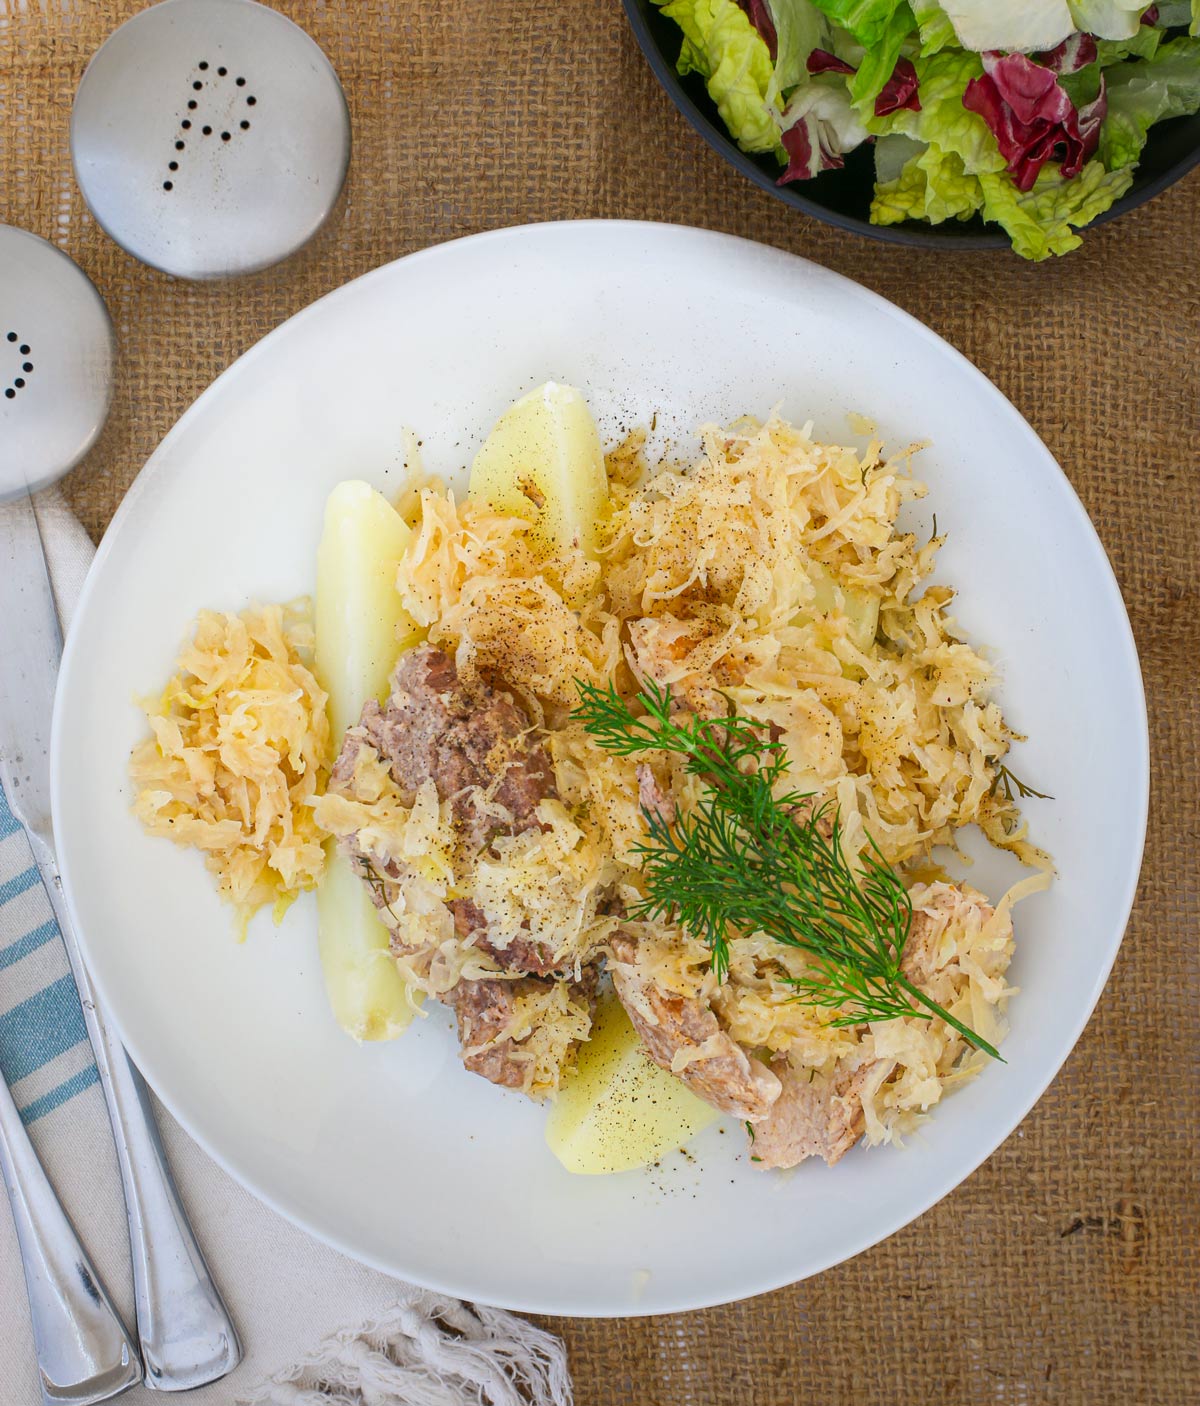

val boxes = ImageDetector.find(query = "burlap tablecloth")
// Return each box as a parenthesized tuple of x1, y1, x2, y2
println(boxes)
(3, 3, 1197, 1403)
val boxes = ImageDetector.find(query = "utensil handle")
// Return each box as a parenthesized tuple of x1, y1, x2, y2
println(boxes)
(0, 1071, 142, 1405)
(30, 842, 242, 1391)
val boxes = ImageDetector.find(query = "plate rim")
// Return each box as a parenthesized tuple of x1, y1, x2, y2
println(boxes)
(51, 219, 1151, 1314)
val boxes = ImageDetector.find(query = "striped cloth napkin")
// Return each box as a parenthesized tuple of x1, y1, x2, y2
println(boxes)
(0, 490, 572, 1406)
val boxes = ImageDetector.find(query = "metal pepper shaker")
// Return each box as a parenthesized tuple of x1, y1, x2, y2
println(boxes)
(71, 0, 351, 280)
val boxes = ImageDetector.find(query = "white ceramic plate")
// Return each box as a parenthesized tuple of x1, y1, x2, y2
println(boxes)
(53, 222, 1148, 1316)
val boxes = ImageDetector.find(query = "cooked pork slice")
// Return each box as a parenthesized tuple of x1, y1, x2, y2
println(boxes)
(447, 977, 536, 1091)
(328, 644, 567, 974)
(448, 897, 559, 978)
(750, 884, 1000, 1167)
(328, 728, 368, 792)
(608, 931, 781, 1122)
(635, 763, 676, 827)
(750, 1058, 871, 1169)
(333, 644, 556, 851)
(448, 967, 598, 1092)
(900, 881, 995, 989)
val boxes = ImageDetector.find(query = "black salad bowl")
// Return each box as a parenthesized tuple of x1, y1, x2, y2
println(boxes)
(623, 0, 1200, 250)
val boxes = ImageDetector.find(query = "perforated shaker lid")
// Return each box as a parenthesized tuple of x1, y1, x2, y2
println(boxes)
(71, 0, 351, 280)
(0, 226, 115, 503)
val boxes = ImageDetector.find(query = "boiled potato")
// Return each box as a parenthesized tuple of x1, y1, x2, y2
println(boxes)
(316, 479, 423, 740)
(468, 382, 608, 559)
(315, 480, 423, 1042)
(315, 847, 421, 1042)
(546, 995, 719, 1175)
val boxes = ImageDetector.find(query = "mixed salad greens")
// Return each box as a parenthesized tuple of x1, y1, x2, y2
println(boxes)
(653, 0, 1200, 257)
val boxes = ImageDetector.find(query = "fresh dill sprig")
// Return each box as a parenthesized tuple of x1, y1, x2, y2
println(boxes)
(574, 676, 773, 784)
(989, 762, 1053, 802)
(574, 679, 1001, 1059)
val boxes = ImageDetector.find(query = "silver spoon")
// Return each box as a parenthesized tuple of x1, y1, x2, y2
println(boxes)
(0, 225, 241, 1397)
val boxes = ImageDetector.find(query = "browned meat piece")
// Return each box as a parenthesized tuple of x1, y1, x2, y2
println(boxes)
(331, 644, 556, 852)
(448, 967, 599, 1092)
(448, 897, 559, 978)
(447, 977, 534, 1091)
(329, 644, 564, 967)
(900, 881, 994, 989)
(608, 931, 781, 1122)
(328, 646, 574, 980)
(750, 885, 999, 1167)
(750, 1057, 871, 1169)
(636, 763, 676, 827)
(328, 731, 366, 792)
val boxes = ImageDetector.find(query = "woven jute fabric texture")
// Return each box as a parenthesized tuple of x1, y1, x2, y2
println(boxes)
(3, 3, 1197, 1403)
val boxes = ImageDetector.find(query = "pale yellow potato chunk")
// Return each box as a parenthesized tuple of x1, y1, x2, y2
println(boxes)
(316, 480, 423, 741)
(315, 480, 423, 1041)
(546, 995, 719, 1175)
(468, 382, 608, 559)
(315, 846, 421, 1042)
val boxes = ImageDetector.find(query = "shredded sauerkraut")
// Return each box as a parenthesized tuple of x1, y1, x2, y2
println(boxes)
(371, 412, 1050, 1135)
(130, 603, 329, 936)
(137, 410, 1051, 1139)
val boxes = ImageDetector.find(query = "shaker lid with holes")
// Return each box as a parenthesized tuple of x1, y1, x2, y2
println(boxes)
(0, 226, 115, 503)
(71, 0, 350, 281)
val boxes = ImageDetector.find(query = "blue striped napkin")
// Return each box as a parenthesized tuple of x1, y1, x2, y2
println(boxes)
(0, 783, 99, 1124)
(0, 490, 100, 1127)
(0, 489, 147, 1400)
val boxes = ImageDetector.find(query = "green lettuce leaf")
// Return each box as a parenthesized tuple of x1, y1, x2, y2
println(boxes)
(866, 48, 1006, 173)
(1062, 27, 1162, 113)
(1123, 0, 1197, 29)
(1099, 35, 1200, 169)
(1094, 27, 1164, 66)
(676, 35, 703, 76)
(1068, 1, 1147, 41)
(768, 0, 830, 97)
(1060, 62, 1105, 109)
(870, 137, 1135, 258)
(873, 131, 925, 181)
(807, 0, 909, 46)
(910, 0, 957, 55)
(659, 0, 785, 155)
(872, 142, 985, 223)
(977, 160, 1135, 259)
(865, 45, 1143, 258)
(849, 3, 918, 107)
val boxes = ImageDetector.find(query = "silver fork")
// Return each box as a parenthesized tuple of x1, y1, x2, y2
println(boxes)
(1, 228, 239, 1393)
(0, 493, 242, 1390)
(0, 1072, 141, 1404)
